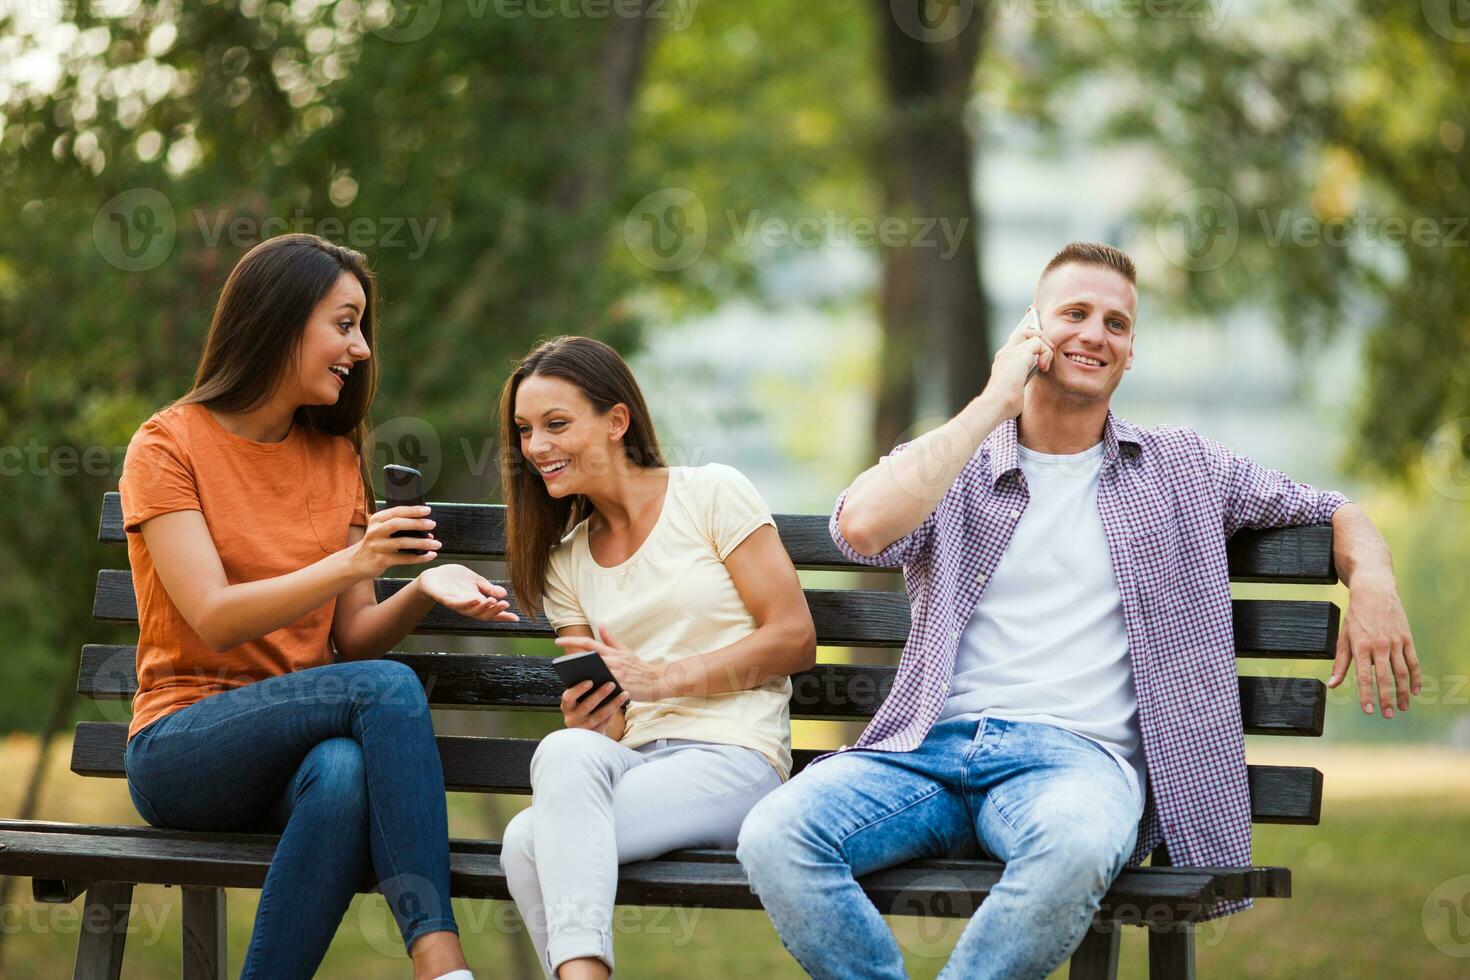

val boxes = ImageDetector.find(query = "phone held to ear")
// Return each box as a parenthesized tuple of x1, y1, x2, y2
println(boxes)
(382, 464, 430, 556)
(1023, 307, 1042, 385)
(551, 650, 625, 713)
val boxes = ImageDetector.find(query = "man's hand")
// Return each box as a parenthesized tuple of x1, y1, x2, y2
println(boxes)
(983, 307, 1057, 419)
(1328, 578, 1421, 718)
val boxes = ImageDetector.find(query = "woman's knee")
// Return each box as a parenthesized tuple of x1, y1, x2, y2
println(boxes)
(529, 727, 621, 787)
(500, 808, 536, 873)
(349, 659, 430, 717)
(299, 737, 369, 817)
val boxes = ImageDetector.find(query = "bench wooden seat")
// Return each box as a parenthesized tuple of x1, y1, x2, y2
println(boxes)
(0, 491, 1341, 979)
(0, 818, 1289, 922)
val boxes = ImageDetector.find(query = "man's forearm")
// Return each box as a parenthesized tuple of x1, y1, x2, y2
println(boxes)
(1331, 502, 1395, 589)
(839, 392, 1011, 556)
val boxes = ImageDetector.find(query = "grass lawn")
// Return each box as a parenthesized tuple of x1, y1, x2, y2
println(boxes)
(0, 736, 1466, 978)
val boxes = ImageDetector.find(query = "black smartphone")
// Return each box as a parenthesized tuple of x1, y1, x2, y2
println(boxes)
(382, 464, 431, 556)
(551, 650, 624, 713)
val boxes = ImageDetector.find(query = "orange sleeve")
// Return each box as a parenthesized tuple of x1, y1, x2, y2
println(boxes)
(346, 440, 369, 526)
(119, 415, 200, 533)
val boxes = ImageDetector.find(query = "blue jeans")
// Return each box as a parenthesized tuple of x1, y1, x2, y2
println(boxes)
(736, 715, 1142, 980)
(124, 660, 458, 979)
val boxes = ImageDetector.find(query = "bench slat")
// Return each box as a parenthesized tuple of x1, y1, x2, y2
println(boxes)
(0, 820, 1291, 921)
(98, 492, 1338, 581)
(69, 722, 1322, 824)
(76, 645, 1327, 735)
(90, 569, 1341, 657)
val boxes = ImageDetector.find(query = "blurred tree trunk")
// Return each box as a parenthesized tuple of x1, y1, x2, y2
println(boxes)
(449, 3, 658, 340)
(842, 4, 988, 734)
(868, 1, 988, 452)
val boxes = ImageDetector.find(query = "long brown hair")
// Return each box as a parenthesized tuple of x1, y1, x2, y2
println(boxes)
(176, 233, 380, 503)
(499, 336, 664, 616)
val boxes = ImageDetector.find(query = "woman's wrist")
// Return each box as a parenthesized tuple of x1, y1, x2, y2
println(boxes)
(656, 659, 694, 701)
(328, 541, 373, 590)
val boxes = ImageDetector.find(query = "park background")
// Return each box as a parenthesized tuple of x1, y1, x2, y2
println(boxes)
(1, 0, 1469, 976)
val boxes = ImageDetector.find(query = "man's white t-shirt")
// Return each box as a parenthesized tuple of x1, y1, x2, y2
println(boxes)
(938, 439, 1147, 808)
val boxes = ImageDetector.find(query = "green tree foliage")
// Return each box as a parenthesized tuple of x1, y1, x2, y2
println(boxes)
(1009, 0, 1470, 482)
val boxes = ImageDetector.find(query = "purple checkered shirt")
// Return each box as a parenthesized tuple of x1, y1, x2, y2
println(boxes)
(822, 409, 1348, 920)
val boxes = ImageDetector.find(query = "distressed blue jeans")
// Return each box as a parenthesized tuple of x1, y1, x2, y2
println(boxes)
(737, 715, 1142, 979)
(124, 659, 457, 979)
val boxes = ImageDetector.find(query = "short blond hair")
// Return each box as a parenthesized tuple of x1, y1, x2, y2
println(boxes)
(1040, 241, 1136, 286)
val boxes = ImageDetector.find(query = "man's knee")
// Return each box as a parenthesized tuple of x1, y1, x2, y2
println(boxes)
(1023, 818, 1133, 900)
(736, 781, 822, 883)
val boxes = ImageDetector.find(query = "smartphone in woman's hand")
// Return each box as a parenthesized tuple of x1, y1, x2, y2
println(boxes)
(383, 464, 431, 556)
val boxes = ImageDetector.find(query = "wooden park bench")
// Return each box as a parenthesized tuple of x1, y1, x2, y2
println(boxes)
(0, 490, 1340, 978)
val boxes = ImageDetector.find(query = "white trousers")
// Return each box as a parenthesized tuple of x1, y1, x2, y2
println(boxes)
(501, 727, 782, 978)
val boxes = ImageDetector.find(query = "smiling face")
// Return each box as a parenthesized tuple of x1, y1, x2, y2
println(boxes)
(1033, 261, 1137, 404)
(513, 374, 629, 499)
(290, 271, 371, 406)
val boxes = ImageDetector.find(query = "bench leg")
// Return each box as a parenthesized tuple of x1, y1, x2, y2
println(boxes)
(73, 881, 132, 980)
(1147, 921, 1196, 980)
(182, 886, 227, 980)
(1068, 919, 1121, 980)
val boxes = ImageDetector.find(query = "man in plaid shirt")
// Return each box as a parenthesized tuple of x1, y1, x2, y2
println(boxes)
(738, 242, 1420, 979)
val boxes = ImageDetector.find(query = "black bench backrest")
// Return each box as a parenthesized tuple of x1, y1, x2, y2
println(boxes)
(76, 492, 1335, 824)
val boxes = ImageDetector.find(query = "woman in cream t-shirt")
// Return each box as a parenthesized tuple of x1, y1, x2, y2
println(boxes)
(497, 336, 817, 980)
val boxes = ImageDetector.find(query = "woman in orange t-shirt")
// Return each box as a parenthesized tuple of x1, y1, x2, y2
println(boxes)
(119, 234, 509, 980)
